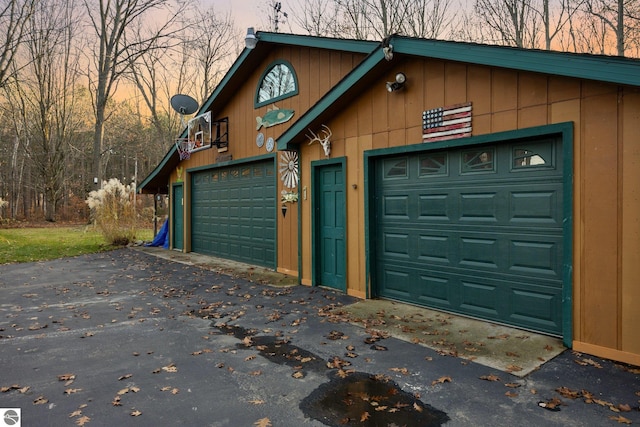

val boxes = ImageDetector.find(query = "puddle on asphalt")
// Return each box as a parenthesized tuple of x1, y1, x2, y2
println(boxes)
(301, 371, 449, 426)
(214, 323, 449, 426)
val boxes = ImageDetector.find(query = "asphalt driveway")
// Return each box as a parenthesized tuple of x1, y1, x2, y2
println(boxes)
(0, 248, 638, 426)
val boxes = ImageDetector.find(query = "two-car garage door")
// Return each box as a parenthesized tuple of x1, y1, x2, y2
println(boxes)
(374, 137, 564, 335)
(191, 159, 276, 268)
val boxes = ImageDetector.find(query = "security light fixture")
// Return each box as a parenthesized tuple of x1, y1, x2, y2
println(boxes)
(245, 27, 258, 49)
(386, 72, 406, 92)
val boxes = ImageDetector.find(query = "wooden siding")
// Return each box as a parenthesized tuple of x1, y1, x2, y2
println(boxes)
(172, 46, 366, 277)
(296, 57, 640, 365)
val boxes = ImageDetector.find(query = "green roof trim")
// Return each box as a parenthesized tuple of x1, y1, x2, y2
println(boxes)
(277, 35, 639, 150)
(393, 37, 640, 87)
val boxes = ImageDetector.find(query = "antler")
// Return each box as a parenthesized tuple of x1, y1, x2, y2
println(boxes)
(306, 125, 332, 157)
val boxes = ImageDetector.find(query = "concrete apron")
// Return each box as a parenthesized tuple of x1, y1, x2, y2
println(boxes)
(334, 299, 565, 377)
(134, 246, 565, 377)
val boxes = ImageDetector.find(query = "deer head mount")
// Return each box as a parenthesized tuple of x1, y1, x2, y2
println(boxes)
(306, 125, 332, 157)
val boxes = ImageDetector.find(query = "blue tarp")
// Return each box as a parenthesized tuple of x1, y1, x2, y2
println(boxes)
(145, 218, 169, 248)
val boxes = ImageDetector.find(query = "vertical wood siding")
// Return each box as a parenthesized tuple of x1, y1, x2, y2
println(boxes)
(295, 56, 639, 364)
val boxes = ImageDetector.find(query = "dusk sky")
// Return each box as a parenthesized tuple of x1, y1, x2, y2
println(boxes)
(213, 0, 298, 33)
(216, 0, 258, 29)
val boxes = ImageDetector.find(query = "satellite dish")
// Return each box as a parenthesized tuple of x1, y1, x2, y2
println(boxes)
(170, 94, 199, 115)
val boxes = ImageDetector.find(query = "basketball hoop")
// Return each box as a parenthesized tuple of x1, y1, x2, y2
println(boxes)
(175, 138, 195, 160)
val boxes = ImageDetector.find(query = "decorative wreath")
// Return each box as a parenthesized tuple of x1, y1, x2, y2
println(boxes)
(279, 151, 299, 189)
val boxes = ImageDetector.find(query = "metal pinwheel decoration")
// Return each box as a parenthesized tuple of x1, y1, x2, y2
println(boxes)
(279, 151, 299, 189)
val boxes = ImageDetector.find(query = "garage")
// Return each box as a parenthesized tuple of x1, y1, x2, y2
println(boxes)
(191, 159, 276, 268)
(373, 137, 564, 335)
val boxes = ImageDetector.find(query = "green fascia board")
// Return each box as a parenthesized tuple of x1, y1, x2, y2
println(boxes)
(255, 32, 378, 53)
(393, 37, 640, 87)
(277, 36, 639, 150)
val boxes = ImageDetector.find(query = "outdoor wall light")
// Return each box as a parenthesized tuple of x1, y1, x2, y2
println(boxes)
(245, 27, 258, 49)
(386, 72, 406, 92)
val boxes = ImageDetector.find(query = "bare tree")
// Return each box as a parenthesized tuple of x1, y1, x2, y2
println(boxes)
(182, 6, 239, 103)
(474, 0, 539, 47)
(403, 0, 458, 38)
(18, 0, 83, 220)
(0, 0, 37, 88)
(582, 0, 640, 55)
(291, 0, 344, 37)
(83, 0, 186, 189)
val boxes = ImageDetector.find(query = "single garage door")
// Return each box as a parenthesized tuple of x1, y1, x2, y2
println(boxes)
(191, 159, 276, 268)
(374, 137, 564, 335)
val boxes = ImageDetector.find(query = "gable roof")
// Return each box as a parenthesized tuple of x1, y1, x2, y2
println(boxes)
(277, 35, 640, 150)
(139, 32, 640, 193)
(138, 32, 378, 193)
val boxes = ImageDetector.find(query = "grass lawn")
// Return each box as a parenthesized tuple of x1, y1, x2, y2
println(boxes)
(0, 226, 154, 264)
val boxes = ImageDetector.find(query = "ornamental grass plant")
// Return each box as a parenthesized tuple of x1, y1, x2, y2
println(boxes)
(86, 178, 141, 246)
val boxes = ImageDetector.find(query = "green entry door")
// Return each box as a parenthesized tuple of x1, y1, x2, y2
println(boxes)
(191, 159, 276, 268)
(314, 162, 346, 291)
(172, 184, 184, 250)
(373, 137, 564, 335)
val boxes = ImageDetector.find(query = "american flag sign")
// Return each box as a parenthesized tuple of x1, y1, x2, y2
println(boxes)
(423, 102, 472, 142)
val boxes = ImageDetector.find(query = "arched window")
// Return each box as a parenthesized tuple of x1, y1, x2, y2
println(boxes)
(255, 60, 298, 107)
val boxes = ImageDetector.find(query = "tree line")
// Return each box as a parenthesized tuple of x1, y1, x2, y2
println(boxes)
(0, 0, 637, 223)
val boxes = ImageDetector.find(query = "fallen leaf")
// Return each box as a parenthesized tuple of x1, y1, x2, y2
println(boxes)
(432, 376, 452, 386)
(413, 402, 423, 412)
(112, 396, 121, 406)
(505, 391, 518, 398)
(117, 388, 130, 395)
(75, 415, 91, 426)
(249, 399, 265, 405)
(118, 374, 132, 381)
(292, 371, 304, 379)
(617, 403, 632, 412)
(65, 388, 82, 395)
(360, 411, 370, 421)
(480, 374, 500, 382)
(58, 373, 76, 382)
(69, 410, 82, 417)
(556, 386, 581, 399)
(162, 363, 178, 373)
(171, 388, 179, 395)
(538, 398, 563, 411)
(506, 364, 523, 373)
(389, 367, 409, 375)
(254, 417, 272, 427)
(505, 383, 521, 388)
(33, 396, 48, 405)
(130, 409, 142, 417)
(609, 415, 632, 424)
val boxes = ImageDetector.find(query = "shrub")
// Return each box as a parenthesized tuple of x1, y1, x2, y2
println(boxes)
(86, 179, 138, 245)
(0, 197, 7, 221)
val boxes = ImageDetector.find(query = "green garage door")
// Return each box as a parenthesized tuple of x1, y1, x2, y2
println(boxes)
(191, 159, 276, 268)
(374, 137, 564, 335)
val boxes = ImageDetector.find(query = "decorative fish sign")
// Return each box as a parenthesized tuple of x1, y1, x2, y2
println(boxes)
(256, 106, 294, 130)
